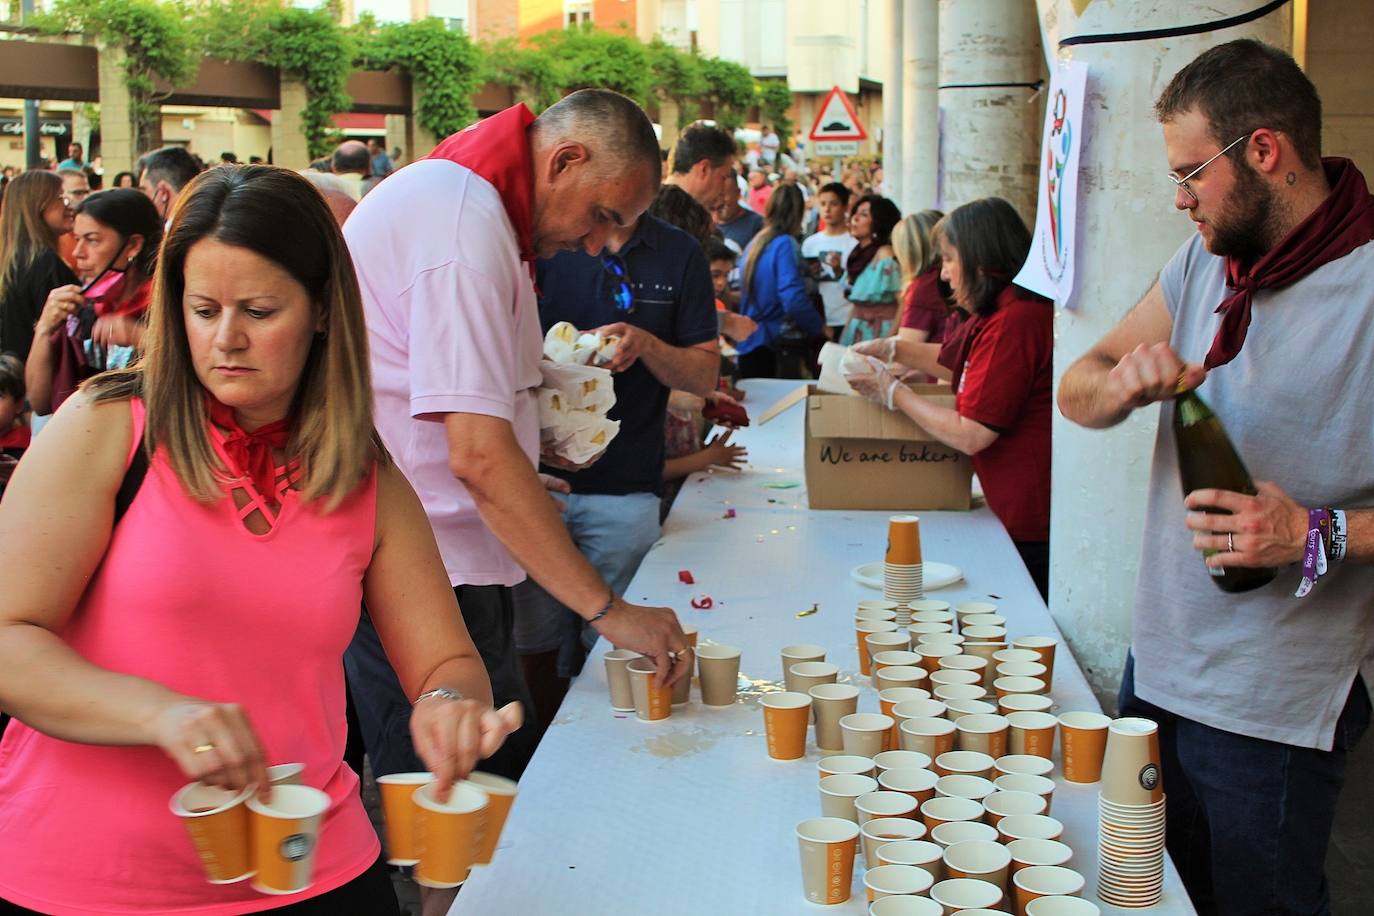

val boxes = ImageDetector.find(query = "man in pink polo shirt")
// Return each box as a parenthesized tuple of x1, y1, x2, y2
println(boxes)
(343, 91, 691, 801)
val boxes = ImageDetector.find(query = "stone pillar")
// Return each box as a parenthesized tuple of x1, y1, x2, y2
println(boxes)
(409, 83, 440, 159)
(883, 0, 904, 206)
(901, 0, 938, 212)
(938, 0, 1042, 219)
(72, 104, 94, 168)
(658, 96, 682, 154)
(384, 114, 409, 165)
(272, 74, 311, 170)
(96, 44, 135, 175)
(1041, 0, 1291, 704)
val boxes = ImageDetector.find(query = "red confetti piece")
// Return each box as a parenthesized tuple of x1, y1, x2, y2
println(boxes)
(723, 508, 736, 519)
(678, 570, 695, 585)
(690, 595, 714, 609)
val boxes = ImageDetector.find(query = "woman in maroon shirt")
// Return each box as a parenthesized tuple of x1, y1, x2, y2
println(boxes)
(845, 198, 1052, 599)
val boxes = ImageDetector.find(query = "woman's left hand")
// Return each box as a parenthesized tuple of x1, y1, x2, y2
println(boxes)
(844, 355, 901, 410)
(410, 696, 524, 801)
(92, 314, 141, 349)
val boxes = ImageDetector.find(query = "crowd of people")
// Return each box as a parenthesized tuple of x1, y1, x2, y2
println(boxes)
(0, 36, 1369, 916)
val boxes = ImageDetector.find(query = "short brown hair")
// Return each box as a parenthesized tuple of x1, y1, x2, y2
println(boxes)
(1155, 39, 1322, 169)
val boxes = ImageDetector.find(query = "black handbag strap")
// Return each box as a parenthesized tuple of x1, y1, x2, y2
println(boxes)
(113, 444, 148, 526)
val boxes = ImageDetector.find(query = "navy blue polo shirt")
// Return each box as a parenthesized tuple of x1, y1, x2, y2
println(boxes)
(537, 214, 717, 496)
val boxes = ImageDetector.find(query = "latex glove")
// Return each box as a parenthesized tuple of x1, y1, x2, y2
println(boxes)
(850, 336, 897, 364)
(844, 355, 902, 410)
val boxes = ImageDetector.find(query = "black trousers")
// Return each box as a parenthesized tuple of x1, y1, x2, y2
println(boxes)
(344, 584, 539, 781)
(1013, 539, 1049, 603)
(0, 856, 400, 915)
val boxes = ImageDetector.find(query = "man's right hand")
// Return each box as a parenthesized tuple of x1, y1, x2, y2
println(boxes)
(591, 598, 692, 688)
(1106, 342, 1206, 412)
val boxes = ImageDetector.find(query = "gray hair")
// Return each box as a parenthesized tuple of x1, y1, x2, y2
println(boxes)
(533, 89, 661, 184)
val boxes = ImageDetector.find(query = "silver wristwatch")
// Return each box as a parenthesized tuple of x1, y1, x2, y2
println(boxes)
(413, 687, 465, 705)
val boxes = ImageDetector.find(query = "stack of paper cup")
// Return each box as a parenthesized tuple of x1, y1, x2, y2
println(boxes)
(1096, 717, 1165, 907)
(884, 515, 924, 603)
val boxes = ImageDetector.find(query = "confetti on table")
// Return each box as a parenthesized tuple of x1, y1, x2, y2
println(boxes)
(763, 481, 801, 490)
(723, 508, 736, 519)
(690, 595, 715, 609)
(795, 603, 819, 618)
(678, 570, 695, 585)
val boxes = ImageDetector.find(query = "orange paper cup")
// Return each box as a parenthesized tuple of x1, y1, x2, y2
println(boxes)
(796, 816, 860, 905)
(375, 771, 434, 865)
(170, 782, 254, 884)
(412, 782, 489, 889)
(247, 785, 331, 896)
(463, 772, 517, 865)
(762, 692, 813, 760)
(1057, 712, 1110, 783)
(627, 657, 672, 721)
(886, 515, 923, 565)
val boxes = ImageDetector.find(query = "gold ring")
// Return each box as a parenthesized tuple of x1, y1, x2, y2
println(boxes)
(193, 743, 215, 754)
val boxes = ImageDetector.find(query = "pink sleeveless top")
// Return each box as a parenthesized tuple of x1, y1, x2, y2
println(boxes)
(0, 399, 380, 914)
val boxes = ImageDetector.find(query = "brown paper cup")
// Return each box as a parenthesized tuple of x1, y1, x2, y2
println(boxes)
(994, 676, 1047, 699)
(857, 607, 900, 622)
(874, 837, 943, 876)
(873, 749, 933, 774)
(1100, 717, 1164, 806)
(796, 816, 860, 905)
(763, 691, 812, 760)
(412, 782, 488, 889)
(856, 624, 898, 676)
(820, 773, 880, 821)
(872, 650, 924, 673)
(782, 643, 827, 678)
(943, 839, 1011, 892)
(934, 774, 995, 802)
(980, 790, 1047, 827)
(788, 660, 840, 695)
(930, 669, 982, 688)
(944, 698, 997, 721)
(934, 683, 987, 704)
(929, 820, 999, 850)
(919, 795, 984, 831)
(879, 767, 940, 805)
(909, 622, 955, 637)
(866, 863, 935, 902)
(856, 790, 920, 826)
(893, 698, 948, 723)
(994, 773, 1056, 814)
(463, 772, 517, 865)
(696, 644, 742, 706)
(900, 716, 957, 758)
(1057, 712, 1110, 783)
(862, 820, 929, 863)
(886, 515, 923, 565)
(916, 632, 965, 648)
(995, 755, 1055, 779)
(1007, 711, 1058, 759)
(266, 763, 305, 787)
(1012, 636, 1058, 687)
(375, 771, 434, 865)
(867, 632, 915, 667)
(955, 713, 1009, 759)
(603, 649, 640, 711)
(1025, 896, 1100, 916)
(819, 754, 877, 780)
(875, 665, 929, 693)
(841, 712, 896, 757)
(933, 750, 995, 779)
(930, 877, 1004, 914)
(881, 688, 933, 725)
(247, 785, 331, 895)
(1013, 865, 1085, 916)
(1006, 837, 1073, 874)
(997, 661, 1049, 682)
(996, 814, 1064, 844)
(627, 657, 671, 721)
(811, 683, 861, 752)
(998, 693, 1054, 715)
(170, 782, 255, 884)
(993, 649, 1041, 667)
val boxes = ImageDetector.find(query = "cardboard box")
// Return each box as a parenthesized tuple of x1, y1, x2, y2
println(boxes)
(802, 385, 972, 511)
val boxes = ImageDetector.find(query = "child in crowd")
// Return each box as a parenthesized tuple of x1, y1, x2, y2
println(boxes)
(0, 353, 28, 500)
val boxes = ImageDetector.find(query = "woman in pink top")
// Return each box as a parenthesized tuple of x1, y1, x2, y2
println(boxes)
(0, 166, 522, 915)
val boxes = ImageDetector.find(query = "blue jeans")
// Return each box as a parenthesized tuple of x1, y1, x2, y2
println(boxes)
(512, 491, 662, 678)
(344, 585, 539, 781)
(1119, 654, 1369, 916)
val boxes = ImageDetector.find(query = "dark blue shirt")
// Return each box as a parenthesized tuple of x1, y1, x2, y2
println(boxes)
(536, 214, 718, 496)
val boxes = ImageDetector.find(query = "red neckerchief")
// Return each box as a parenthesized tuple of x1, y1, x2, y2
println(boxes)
(1206, 157, 1374, 369)
(429, 104, 537, 268)
(0, 424, 30, 450)
(93, 278, 152, 320)
(206, 394, 291, 503)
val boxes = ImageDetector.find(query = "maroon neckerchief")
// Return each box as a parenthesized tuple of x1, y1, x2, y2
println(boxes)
(845, 239, 880, 287)
(1205, 157, 1374, 369)
(429, 104, 537, 271)
(206, 394, 291, 503)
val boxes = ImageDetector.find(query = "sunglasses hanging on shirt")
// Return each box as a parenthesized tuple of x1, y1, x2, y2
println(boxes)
(601, 254, 635, 314)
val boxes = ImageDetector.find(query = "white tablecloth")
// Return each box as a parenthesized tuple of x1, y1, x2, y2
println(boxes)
(452, 378, 1192, 915)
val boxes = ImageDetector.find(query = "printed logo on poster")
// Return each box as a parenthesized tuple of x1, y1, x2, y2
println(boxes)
(1013, 61, 1089, 307)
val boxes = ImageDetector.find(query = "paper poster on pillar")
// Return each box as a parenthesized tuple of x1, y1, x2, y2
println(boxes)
(1014, 60, 1089, 308)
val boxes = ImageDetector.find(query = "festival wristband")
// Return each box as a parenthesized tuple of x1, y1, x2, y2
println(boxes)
(1331, 509, 1348, 563)
(1295, 508, 1332, 598)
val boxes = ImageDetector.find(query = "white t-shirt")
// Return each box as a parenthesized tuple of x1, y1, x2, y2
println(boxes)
(801, 230, 859, 326)
(344, 159, 545, 587)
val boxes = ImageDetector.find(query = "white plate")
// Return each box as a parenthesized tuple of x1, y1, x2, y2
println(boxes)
(851, 561, 963, 591)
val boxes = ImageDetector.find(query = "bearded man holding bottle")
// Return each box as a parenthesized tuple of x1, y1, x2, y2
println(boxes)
(1059, 40, 1374, 916)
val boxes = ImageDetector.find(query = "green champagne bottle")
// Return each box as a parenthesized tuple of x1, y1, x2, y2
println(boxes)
(1173, 387, 1278, 593)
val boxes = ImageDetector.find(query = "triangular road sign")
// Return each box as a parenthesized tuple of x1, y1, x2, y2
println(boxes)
(808, 86, 868, 142)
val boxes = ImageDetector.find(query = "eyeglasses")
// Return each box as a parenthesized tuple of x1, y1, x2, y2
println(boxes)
(601, 254, 634, 313)
(1167, 133, 1250, 204)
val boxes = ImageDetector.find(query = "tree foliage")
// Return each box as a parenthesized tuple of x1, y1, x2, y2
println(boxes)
(354, 17, 481, 139)
(37, 0, 196, 152)
(700, 56, 754, 132)
(756, 79, 794, 150)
